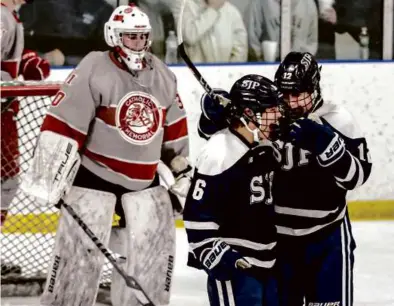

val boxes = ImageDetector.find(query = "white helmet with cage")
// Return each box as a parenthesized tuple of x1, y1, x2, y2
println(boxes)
(104, 5, 152, 71)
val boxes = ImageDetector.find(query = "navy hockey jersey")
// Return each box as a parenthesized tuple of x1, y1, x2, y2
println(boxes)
(197, 102, 372, 239)
(273, 103, 372, 237)
(183, 128, 280, 277)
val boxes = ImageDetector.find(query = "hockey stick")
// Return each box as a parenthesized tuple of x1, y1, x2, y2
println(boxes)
(60, 200, 156, 306)
(176, 0, 231, 108)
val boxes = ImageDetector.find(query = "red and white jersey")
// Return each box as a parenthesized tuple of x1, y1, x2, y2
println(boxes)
(41, 51, 189, 191)
(1, 3, 24, 80)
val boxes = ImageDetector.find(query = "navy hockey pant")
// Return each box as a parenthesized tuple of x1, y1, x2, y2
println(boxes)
(207, 269, 278, 306)
(277, 214, 356, 306)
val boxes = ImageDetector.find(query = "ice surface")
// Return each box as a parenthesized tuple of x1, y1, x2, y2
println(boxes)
(2, 221, 394, 306)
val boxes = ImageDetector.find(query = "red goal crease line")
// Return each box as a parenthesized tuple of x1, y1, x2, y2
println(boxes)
(1, 200, 393, 234)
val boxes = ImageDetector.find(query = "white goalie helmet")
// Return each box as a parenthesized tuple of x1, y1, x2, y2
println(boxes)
(104, 5, 152, 71)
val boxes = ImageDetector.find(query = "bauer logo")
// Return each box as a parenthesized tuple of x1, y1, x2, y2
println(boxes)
(115, 92, 163, 145)
(48, 255, 61, 293)
(323, 136, 344, 160)
(203, 241, 228, 269)
(164, 255, 174, 292)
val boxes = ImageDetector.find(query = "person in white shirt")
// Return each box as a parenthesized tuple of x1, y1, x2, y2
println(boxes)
(174, 0, 247, 63)
(247, 0, 318, 61)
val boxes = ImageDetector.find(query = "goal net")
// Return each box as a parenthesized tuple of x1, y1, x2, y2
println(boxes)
(0, 82, 112, 299)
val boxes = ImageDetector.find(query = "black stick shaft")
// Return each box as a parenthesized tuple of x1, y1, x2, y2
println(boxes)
(178, 42, 215, 99)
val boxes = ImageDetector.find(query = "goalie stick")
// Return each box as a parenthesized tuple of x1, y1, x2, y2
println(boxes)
(60, 200, 156, 306)
(176, 0, 231, 108)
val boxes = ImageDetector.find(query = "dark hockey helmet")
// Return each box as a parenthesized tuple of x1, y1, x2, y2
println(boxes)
(275, 52, 322, 118)
(226, 74, 289, 141)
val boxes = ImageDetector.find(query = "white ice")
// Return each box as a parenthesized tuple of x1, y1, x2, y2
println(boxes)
(2, 221, 394, 306)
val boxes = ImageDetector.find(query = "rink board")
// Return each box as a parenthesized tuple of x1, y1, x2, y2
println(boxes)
(4, 62, 394, 234)
(2, 200, 394, 234)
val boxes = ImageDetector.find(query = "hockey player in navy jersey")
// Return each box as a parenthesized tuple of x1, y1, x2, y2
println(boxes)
(184, 74, 289, 306)
(198, 52, 372, 306)
(272, 51, 372, 306)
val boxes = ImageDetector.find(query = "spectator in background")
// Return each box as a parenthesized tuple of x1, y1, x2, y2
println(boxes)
(247, 0, 318, 61)
(174, 0, 247, 63)
(137, 0, 176, 60)
(335, 0, 382, 59)
(227, 0, 253, 24)
(19, 0, 113, 66)
(314, 0, 337, 59)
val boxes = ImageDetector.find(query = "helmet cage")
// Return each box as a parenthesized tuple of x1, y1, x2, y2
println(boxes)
(227, 92, 287, 141)
(275, 52, 322, 116)
(104, 5, 152, 70)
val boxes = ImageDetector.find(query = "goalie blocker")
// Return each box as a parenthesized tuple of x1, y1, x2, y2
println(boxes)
(21, 130, 81, 206)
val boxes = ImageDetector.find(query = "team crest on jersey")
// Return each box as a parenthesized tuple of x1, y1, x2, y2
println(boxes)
(116, 92, 163, 145)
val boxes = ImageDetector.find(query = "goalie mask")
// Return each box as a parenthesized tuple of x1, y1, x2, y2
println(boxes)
(226, 74, 289, 142)
(275, 52, 323, 119)
(104, 5, 152, 71)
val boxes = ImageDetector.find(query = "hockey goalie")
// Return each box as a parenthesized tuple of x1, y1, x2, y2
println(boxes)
(21, 4, 190, 306)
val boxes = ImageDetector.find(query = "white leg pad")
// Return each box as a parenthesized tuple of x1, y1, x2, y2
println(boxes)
(40, 186, 116, 306)
(110, 185, 176, 306)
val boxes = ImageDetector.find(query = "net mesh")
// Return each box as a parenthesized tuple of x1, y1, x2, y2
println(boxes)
(0, 82, 112, 297)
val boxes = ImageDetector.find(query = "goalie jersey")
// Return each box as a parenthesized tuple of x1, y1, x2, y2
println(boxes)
(40, 51, 189, 191)
(273, 103, 372, 237)
(184, 128, 279, 276)
(1, 3, 24, 80)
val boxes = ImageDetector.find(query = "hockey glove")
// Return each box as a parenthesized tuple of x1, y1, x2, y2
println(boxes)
(289, 118, 346, 166)
(200, 240, 251, 281)
(201, 89, 230, 128)
(169, 156, 193, 215)
(19, 50, 50, 81)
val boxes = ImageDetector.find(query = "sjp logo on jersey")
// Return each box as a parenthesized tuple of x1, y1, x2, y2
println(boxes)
(116, 92, 163, 145)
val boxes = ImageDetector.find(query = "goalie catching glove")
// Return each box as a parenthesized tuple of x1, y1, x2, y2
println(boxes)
(21, 131, 81, 206)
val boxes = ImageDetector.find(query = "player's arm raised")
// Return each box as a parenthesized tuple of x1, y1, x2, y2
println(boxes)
(197, 89, 230, 140)
(21, 52, 100, 205)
